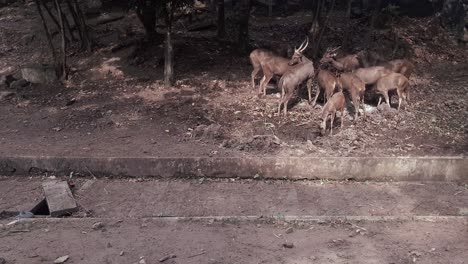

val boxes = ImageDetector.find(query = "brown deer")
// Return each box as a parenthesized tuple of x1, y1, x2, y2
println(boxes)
(320, 91, 346, 135)
(337, 72, 366, 121)
(311, 69, 339, 107)
(320, 47, 362, 72)
(384, 59, 415, 79)
(249, 49, 290, 96)
(353, 66, 392, 85)
(375, 72, 410, 111)
(277, 37, 315, 116)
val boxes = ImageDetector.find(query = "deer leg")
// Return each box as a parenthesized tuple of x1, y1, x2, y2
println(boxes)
(251, 67, 260, 89)
(361, 94, 366, 119)
(283, 92, 293, 116)
(258, 76, 266, 95)
(384, 92, 390, 108)
(307, 78, 313, 103)
(312, 86, 320, 107)
(377, 96, 382, 106)
(262, 73, 273, 96)
(330, 111, 335, 135)
(396, 89, 402, 111)
(353, 95, 359, 121)
(340, 108, 344, 128)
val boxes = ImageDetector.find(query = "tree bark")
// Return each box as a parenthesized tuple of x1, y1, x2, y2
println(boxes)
(217, 0, 225, 38)
(164, 3, 175, 87)
(71, 0, 93, 51)
(54, 0, 67, 80)
(342, 0, 353, 49)
(135, 0, 157, 41)
(34, 0, 58, 66)
(238, 0, 251, 53)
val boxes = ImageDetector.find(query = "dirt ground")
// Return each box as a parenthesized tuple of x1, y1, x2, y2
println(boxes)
(1, 218, 468, 264)
(0, 3, 467, 158)
(0, 176, 467, 264)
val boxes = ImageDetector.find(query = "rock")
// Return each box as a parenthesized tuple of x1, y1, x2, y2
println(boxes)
(20, 34, 35, 46)
(193, 124, 223, 139)
(53, 255, 69, 264)
(0, 257, 5, 264)
(92, 222, 104, 230)
(0, 91, 15, 100)
(9, 79, 29, 89)
(282, 242, 294, 248)
(119, 251, 124, 256)
(0, 74, 16, 86)
(285, 227, 294, 234)
(21, 64, 58, 84)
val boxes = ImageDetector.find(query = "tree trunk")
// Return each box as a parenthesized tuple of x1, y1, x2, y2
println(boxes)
(342, 0, 352, 49)
(164, 4, 175, 87)
(217, 0, 225, 38)
(34, 0, 58, 66)
(136, 0, 157, 41)
(54, 0, 67, 80)
(71, 0, 93, 51)
(164, 30, 174, 87)
(313, 0, 335, 57)
(238, 0, 251, 53)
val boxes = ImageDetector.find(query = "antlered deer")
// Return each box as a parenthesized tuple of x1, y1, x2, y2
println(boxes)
(375, 72, 410, 111)
(320, 47, 361, 72)
(311, 69, 339, 107)
(249, 49, 290, 96)
(277, 37, 315, 116)
(320, 91, 346, 135)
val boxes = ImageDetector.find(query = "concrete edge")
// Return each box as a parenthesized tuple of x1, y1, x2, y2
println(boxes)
(0, 156, 467, 182)
(12, 215, 468, 224)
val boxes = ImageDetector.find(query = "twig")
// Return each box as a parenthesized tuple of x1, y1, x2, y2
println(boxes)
(84, 166, 97, 179)
(187, 251, 206, 258)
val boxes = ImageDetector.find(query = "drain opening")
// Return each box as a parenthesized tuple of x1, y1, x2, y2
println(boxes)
(30, 198, 50, 216)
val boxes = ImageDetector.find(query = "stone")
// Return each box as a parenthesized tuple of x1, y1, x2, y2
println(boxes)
(0, 74, 16, 86)
(9, 79, 29, 89)
(54, 255, 69, 264)
(21, 64, 58, 84)
(282, 242, 294, 248)
(92, 222, 104, 230)
(42, 180, 78, 217)
(0, 91, 15, 100)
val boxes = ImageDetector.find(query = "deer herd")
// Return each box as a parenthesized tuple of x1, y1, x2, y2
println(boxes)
(249, 37, 415, 135)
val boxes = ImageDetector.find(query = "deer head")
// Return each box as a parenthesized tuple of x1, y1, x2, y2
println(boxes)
(288, 37, 309, 66)
(320, 46, 341, 65)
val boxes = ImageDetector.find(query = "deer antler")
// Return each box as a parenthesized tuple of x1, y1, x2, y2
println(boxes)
(295, 36, 309, 53)
(299, 36, 309, 52)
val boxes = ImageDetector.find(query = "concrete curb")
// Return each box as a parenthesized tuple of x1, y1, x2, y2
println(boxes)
(0, 156, 467, 182)
(13, 215, 468, 224)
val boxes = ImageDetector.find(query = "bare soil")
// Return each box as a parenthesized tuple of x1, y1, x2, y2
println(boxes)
(1, 176, 468, 264)
(1, 177, 468, 219)
(0, 217, 467, 264)
(0, 3, 467, 158)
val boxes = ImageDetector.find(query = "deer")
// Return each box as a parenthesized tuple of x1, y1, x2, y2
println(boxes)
(384, 59, 415, 79)
(320, 91, 346, 135)
(249, 49, 291, 96)
(375, 72, 410, 111)
(320, 47, 362, 72)
(277, 37, 315, 116)
(311, 68, 339, 107)
(353, 66, 393, 85)
(337, 72, 366, 121)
